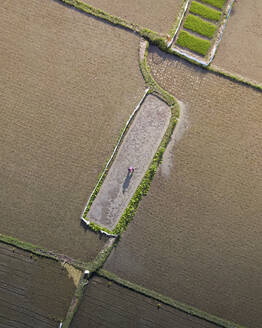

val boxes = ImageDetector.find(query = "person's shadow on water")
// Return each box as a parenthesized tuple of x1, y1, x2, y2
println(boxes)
(122, 171, 133, 193)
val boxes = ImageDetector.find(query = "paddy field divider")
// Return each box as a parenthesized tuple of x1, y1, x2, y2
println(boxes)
(97, 268, 247, 328)
(56, 0, 260, 90)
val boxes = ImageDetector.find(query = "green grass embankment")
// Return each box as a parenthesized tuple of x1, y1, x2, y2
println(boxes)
(184, 14, 217, 38)
(190, 1, 221, 21)
(0, 233, 87, 270)
(98, 269, 247, 328)
(176, 30, 211, 55)
(199, 0, 226, 10)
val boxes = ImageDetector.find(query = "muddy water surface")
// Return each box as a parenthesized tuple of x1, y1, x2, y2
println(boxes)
(105, 47, 262, 327)
(0, 243, 75, 327)
(0, 0, 145, 260)
(71, 276, 219, 328)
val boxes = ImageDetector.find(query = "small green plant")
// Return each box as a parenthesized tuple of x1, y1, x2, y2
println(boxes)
(190, 1, 221, 21)
(199, 0, 226, 10)
(183, 14, 217, 39)
(176, 30, 211, 56)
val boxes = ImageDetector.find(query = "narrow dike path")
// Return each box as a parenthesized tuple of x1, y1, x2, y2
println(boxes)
(86, 94, 171, 231)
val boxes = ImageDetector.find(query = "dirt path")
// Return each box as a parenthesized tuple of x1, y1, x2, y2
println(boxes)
(87, 94, 171, 231)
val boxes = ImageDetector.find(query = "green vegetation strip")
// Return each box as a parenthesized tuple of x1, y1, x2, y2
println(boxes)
(184, 14, 217, 39)
(167, 0, 190, 43)
(86, 240, 115, 273)
(62, 274, 87, 328)
(58, 0, 171, 55)
(59, 0, 139, 31)
(190, 1, 221, 21)
(176, 30, 211, 55)
(0, 233, 87, 270)
(199, 0, 226, 10)
(97, 269, 247, 328)
(208, 66, 262, 91)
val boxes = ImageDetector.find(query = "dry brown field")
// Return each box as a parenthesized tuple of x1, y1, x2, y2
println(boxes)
(71, 276, 219, 328)
(83, 0, 182, 35)
(0, 243, 76, 327)
(0, 0, 145, 260)
(213, 0, 262, 84)
(105, 47, 262, 327)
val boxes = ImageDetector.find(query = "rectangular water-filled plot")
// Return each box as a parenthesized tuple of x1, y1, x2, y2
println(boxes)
(105, 46, 262, 328)
(71, 275, 220, 328)
(0, 242, 77, 327)
(0, 0, 145, 261)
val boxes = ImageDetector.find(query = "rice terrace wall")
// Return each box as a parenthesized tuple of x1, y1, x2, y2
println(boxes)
(0, 0, 261, 327)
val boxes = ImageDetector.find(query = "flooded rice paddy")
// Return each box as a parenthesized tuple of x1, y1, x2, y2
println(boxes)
(213, 0, 262, 84)
(105, 47, 262, 327)
(81, 0, 182, 35)
(71, 276, 219, 328)
(0, 243, 75, 327)
(0, 0, 145, 260)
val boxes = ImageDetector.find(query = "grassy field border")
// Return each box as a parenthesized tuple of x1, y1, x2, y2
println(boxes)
(61, 273, 87, 328)
(56, 0, 261, 92)
(167, 0, 190, 46)
(97, 269, 247, 328)
(190, 1, 222, 21)
(0, 233, 88, 270)
(183, 14, 217, 39)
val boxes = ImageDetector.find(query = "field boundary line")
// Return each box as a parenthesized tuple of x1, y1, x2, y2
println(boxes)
(60, 271, 87, 328)
(0, 233, 88, 270)
(209, 65, 262, 91)
(167, 0, 191, 47)
(97, 269, 247, 328)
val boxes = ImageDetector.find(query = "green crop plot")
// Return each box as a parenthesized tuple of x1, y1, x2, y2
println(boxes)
(199, 0, 226, 10)
(184, 14, 217, 39)
(176, 30, 211, 56)
(190, 1, 221, 21)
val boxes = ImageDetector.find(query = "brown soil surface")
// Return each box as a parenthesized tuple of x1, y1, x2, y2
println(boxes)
(213, 0, 262, 84)
(0, 243, 75, 327)
(71, 276, 219, 328)
(0, 0, 145, 260)
(88, 95, 171, 230)
(105, 47, 262, 327)
(83, 0, 182, 34)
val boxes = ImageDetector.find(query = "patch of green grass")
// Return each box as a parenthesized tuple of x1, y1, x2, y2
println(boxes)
(199, 0, 226, 10)
(190, 1, 221, 21)
(184, 14, 217, 39)
(176, 30, 211, 56)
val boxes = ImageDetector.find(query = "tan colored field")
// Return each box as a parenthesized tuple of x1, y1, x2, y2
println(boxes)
(105, 47, 262, 327)
(213, 0, 262, 84)
(0, 0, 145, 260)
(71, 276, 219, 328)
(0, 243, 75, 327)
(83, 0, 182, 34)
